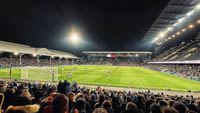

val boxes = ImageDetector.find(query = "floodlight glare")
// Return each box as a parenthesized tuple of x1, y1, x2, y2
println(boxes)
(167, 27, 172, 31)
(173, 23, 178, 27)
(197, 20, 200, 24)
(187, 11, 194, 17)
(196, 4, 200, 9)
(189, 24, 194, 28)
(176, 32, 180, 35)
(168, 37, 171, 40)
(178, 18, 185, 23)
(33, 54, 37, 57)
(71, 33, 79, 42)
(14, 52, 19, 55)
(172, 34, 176, 38)
(182, 28, 186, 32)
(165, 39, 168, 42)
(159, 32, 165, 37)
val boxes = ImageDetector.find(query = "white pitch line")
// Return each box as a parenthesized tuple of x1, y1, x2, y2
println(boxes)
(135, 78, 144, 87)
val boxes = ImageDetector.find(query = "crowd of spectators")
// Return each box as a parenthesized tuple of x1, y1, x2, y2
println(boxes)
(0, 57, 72, 68)
(0, 80, 200, 113)
(147, 64, 200, 79)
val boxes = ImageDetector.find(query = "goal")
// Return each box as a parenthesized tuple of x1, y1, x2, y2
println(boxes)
(21, 66, 58, 82)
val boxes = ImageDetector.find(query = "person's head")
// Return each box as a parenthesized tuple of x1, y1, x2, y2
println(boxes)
(173, 102, 187, 113)
(168, 100, 175, 107)
(159, 100, 168, 107)
(102, 100, 112, 110)
(52, 94, 69, 113)
(126, 102, 137, 111)
(75, 98, 86, 111)
(150, 103, 161, 113)
(67, 92, 75, 102)
(93, 108, 108, 113)
(163, 107, 178, 113)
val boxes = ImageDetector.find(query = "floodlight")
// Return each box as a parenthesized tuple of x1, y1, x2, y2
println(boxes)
(167, 27, 172, 31)
(168, 37, 171, 40)
(51, 56, 54, 58)
(71, 33, 79, 42)
(197, 20, 200, 24)
(33, 54, 37, 57)
(172, 34, 176, 38)
(182, 28, 186, 32)
(196, 4, 200, 9)
(176, 32, 180, 35)
(159, 32, 165, 37)
(189, 24, 194, 28)
(14, 52, 19, 55)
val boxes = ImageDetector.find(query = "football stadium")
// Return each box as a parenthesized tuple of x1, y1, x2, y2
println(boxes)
(1, 0, 200, 113)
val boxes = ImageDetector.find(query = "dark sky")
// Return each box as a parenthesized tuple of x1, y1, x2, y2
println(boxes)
(0, 0, 170, 56)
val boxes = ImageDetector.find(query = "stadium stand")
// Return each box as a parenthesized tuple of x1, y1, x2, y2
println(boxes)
(0, 80, 200, 113)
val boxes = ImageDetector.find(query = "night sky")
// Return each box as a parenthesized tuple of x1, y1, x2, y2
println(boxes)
(0, 0, 170, 56)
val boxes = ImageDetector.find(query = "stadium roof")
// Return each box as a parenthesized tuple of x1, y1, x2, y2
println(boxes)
(83, 51, 152, 54)
(0, 41, 78, 59)
(143, 0, 200, 43)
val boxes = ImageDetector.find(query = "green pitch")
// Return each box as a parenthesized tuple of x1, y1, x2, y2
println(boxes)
(0, 65, 200, 91)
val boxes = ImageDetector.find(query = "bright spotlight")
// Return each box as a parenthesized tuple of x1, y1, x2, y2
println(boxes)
(71, 33, 79, 42)
(51, 56, 54, 58)
(168, 37, 171, 40)
(187, 11, 194, 17)
(178, 18, 185, 23)
(159, 32, 165, 37)
(14, 52, 19, 55)
(196, 4, 200, 9)
(182, 28, 186, 32)
(176, 32, 180, 35)
(152, 37, 159, 42)
(167, 27, 172, 31)
(197, 20, 200, 24)
(33, 54, 37, 57)
(173, 23, 178, 27)
(189, 24, 194, 28)
(172, 34, 176, 38)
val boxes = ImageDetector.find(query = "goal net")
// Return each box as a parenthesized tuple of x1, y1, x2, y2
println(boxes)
(21, 66, 58, 81)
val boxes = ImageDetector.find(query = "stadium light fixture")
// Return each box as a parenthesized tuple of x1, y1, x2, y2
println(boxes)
(189, 24, 194, 29)
(71, 33, 79, 43)
(167, 27, 172, 31)
(168, 37, 171, 40)
(176, 32, 180, 35)
(197, 20, 200, 24)
(159, 32, 165, 37)
(196, 4, 200, 9)
(182, 28, 186, 32)
(14, 52, 19, 55)
(51, 56, 54, 58)
(33, 54, 37, 57)
(172, 34, 176, 38)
